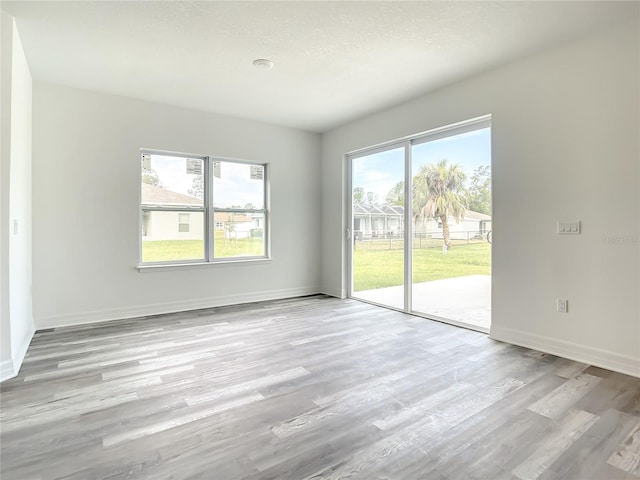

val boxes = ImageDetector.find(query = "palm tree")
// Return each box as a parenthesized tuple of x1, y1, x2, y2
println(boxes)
(413, 159, 467, 251)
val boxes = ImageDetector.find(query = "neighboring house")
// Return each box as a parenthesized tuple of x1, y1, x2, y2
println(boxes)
(214, 212, 258, 240)
(353, 202, 491, 240)
(414, 209, 492, 240)
(141, 183, 204, 241)
(463, 209, 492, 234)
(353, 203, 404, 239)
(141, 184, 259, 241)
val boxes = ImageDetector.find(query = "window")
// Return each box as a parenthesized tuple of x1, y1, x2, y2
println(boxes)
(213, 161, 266, 259)
(178, 213, 190, 233)
(140, 152, 268, 265)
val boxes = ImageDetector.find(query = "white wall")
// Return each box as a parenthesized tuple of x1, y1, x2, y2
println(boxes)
(321, 20, 640, 376)
(1, 12, 35, 381)
(0, 10, 13, 379)
(33, 84, 321, 327)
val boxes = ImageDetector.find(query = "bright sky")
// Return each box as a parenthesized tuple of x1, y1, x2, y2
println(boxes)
(148, 127, 490, 208)
(148, 155, 264, 208)
(214, 162, 264, 208)
(148, 155, 199, 195)
(352, 127, 491, 203)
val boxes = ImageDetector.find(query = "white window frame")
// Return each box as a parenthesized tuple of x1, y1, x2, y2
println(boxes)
(139, 150, 270, 268)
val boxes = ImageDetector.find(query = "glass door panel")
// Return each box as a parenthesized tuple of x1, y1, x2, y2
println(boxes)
(351, 147, 405, 310)
(411, 127, 492, 330)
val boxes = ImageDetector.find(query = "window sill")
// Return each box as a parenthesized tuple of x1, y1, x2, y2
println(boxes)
(137, 257, 271, 273)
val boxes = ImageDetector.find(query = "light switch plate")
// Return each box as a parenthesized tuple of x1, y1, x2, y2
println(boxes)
(557, 299, 568, 313)
(558, 221, 580, 234)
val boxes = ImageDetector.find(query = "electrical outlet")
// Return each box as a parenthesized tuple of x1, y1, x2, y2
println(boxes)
(557, 299, 568, 313)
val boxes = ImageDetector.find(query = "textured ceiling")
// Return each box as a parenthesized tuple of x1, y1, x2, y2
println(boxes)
(2, 1, 636, 132)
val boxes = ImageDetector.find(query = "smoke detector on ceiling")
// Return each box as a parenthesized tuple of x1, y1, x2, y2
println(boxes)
(252, 59, 274, 70)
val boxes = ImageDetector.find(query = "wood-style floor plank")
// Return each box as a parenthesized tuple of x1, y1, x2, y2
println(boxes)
(1, 295, 639, 480)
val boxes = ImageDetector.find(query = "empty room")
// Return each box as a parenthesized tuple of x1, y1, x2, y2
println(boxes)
(1, 1, 639, 479)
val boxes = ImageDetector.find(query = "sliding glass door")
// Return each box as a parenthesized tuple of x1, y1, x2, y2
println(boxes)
(411, 127, 492, 330)
(350, 147, 406, 310)
(348, 117, 492, 331)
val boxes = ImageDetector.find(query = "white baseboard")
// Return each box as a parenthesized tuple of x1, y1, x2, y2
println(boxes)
(1, 325, 35, 383)
(36, 286, 321, 330)
(13, 325, 34, 373)
(0, 359, 15, 382)
(491, 325, 640, 378)
(319, 287, 343, 299)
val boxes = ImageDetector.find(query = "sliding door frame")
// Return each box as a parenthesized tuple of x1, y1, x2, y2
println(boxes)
(346, 141, 408, 309)
(346, 115, 492, 331)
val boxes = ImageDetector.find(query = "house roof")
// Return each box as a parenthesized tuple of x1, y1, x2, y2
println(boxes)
(141, 183, 202, 206)
(463, 210, 492, 221)
(353, 202, 491, 221)
(142, 184, 255, 223)
(379, 205, 405, 215)
(354, 203, 404, 216)
(214, 213, 253, 223)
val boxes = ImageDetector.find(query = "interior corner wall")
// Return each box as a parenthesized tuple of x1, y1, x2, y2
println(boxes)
(32, 84, 321, 328)
(1, 12, 35, 382)
(320, 20, 640, 377)
(1, 10, 14, 379)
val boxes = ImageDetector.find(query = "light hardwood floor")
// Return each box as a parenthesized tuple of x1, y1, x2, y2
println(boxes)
(1, 295, 639, 480)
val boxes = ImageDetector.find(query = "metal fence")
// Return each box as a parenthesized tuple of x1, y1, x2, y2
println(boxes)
(353, 230, 491, 251)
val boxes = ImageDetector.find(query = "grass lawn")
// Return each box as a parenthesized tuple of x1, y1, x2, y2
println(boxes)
(353, 242, 491, 291)
(142, 234, 489, 292)
(142, 231, 264, 262)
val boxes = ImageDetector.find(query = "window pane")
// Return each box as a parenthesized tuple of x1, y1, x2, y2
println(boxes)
(142, 153, 204, 207)
(214, 212, 265, 258)
(213, 162, 264, 209)
(351, 147, 405, 310)
(411, 127, 492, 330)
(142, 211, 204, 262)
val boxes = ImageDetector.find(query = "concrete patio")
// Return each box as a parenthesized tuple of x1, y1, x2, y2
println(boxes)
(353, 274, 491, 331)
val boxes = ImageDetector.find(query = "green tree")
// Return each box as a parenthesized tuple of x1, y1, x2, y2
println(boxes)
(188, 175, 204, 199)
(353, 186, 364, 204)
(385, 181, 404, 206)
(142, 166, 162, 186)
(413, 159, 467, 251)
(222, 215, 238, 246)
(466, 165, 491, 215)
(366, 191, 377, 205)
